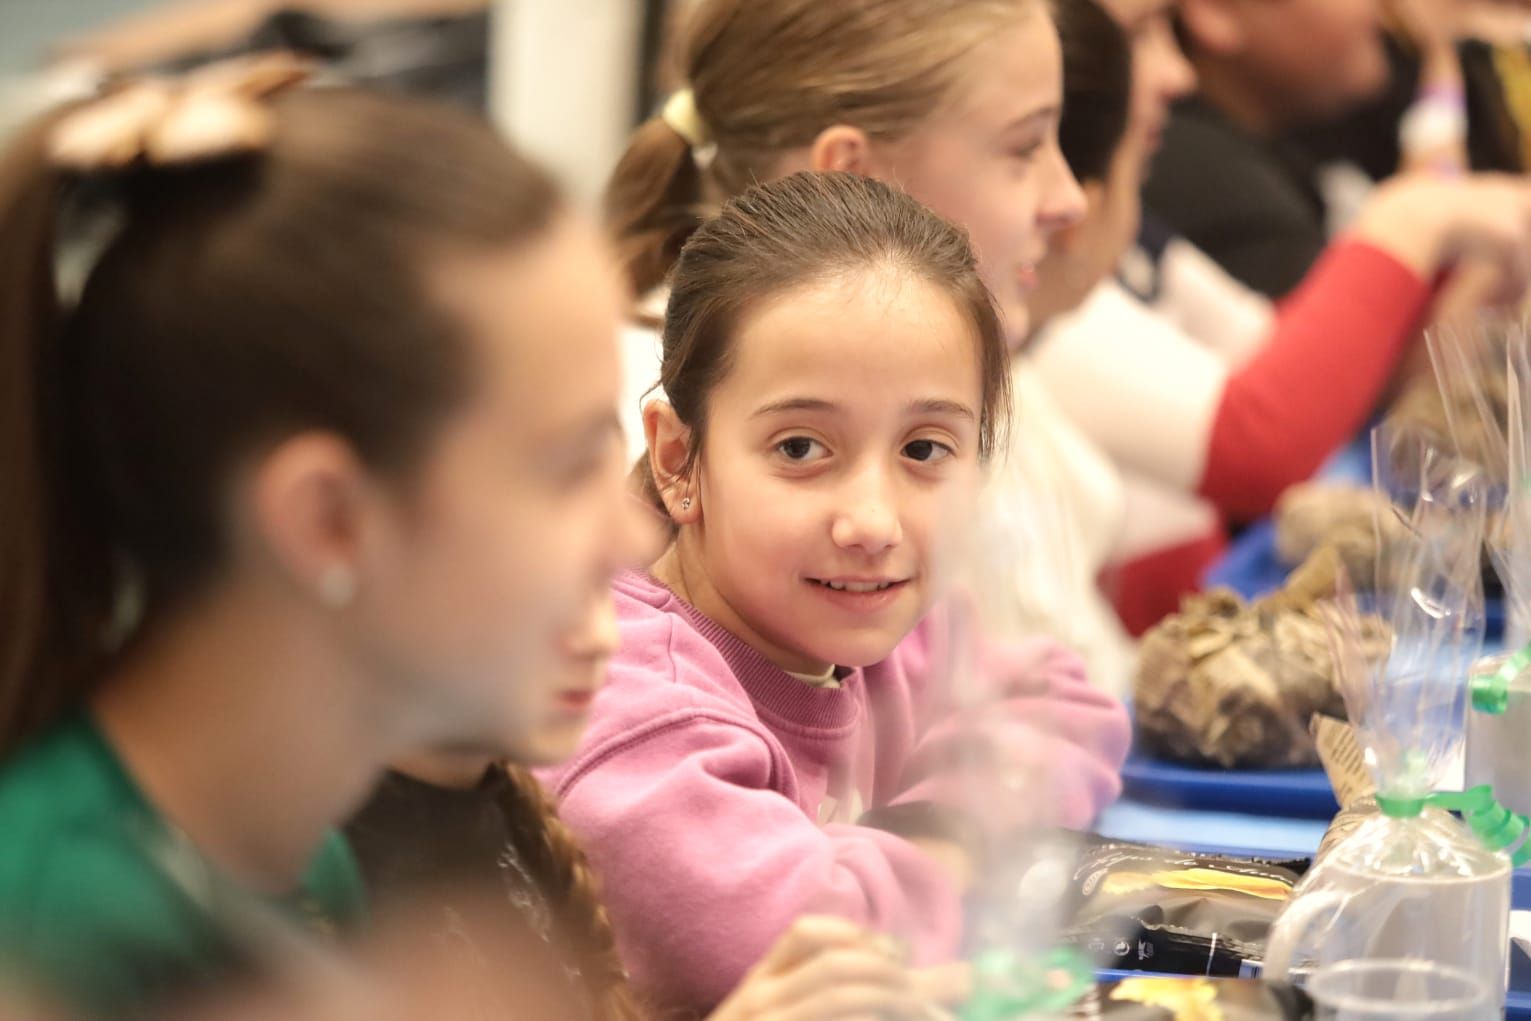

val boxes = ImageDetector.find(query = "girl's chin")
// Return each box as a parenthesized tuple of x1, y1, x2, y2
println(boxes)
(999, 297, 1031, 350)
(791, 634, 909, 672)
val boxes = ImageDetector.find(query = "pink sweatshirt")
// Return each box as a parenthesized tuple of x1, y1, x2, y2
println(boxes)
(541, 572, 1130, 1013)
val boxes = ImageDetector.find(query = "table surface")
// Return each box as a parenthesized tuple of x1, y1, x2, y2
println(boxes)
(1094, 797, 1329, 858)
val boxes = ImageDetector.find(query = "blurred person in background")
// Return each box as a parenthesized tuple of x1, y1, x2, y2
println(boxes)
(608, 0, 1087, 461)
(0, 57, 648, 1018)
(1016, 0, 1531, 636)
(1145, 0, 1531, 298)
(1292, 0, 1531, 183)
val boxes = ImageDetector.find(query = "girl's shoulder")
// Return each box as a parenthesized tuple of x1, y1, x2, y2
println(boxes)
(602, 570, 764, 717)
(0, 717, 231, 1015)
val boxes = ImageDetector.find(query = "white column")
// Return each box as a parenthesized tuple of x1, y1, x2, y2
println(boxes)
(488, 0, 643, 210)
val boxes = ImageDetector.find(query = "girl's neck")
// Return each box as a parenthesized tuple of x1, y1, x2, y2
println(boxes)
(91, 587, 394, 895)
(651, 539, 832, 676)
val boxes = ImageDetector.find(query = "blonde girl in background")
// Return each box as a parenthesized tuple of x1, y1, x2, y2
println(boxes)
(610, 0, 1087, 459)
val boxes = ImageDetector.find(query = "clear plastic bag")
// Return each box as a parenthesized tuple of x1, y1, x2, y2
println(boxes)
(1426, 316, 1531, 813)
(927, 492, 1097, 1019)
(1263, 424, 1511, 1001)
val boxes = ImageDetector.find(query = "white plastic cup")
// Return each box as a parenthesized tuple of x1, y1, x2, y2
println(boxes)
(1305, 959, 1496, 1020)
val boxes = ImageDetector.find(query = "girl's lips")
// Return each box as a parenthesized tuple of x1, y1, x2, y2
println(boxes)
(556, 689, 596, 712)
(803, 577, 911, 614)
(1017, 263, 1039, 290)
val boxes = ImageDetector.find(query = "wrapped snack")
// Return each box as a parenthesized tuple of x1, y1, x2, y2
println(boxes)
(1062, 837, 1305, 976)
(1133, 549, 1388, 769)
(1264, 424, 1513, 1001)
(1390, 367, 1508, 475)
(1272, 482, 1408, 586)
(1067, 977, 1313, 1020)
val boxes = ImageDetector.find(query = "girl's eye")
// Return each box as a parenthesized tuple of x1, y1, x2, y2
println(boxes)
(903, 439, 954, 464)
(1012, 141, 1043, 162)
(776, 436, 825, 461)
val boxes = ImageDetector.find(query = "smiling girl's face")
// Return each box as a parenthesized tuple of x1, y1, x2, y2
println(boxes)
(653, 265, 986, 674)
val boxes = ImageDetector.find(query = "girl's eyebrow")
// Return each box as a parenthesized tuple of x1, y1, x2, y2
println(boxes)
(1000, 105, 1061, 134)
(750, 397, 975, 420)
(751, 397, 837, 418)
(912, 399, 976, 421)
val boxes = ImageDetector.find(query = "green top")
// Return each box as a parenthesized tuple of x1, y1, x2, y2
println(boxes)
(0, 710, 366, 1018)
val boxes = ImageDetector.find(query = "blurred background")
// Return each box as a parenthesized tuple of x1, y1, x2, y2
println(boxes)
(0, 0, 667, 205)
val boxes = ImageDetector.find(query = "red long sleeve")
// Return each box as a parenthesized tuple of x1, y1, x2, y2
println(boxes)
(1197, 240, 1436, 521)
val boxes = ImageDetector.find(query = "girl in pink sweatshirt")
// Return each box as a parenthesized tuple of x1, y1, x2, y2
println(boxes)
(542, 171, 1131, 1014)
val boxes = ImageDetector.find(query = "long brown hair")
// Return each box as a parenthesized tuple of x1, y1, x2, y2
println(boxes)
(637, 170, 1011, 514)
(607, 0, 1040, 296)
(496, 765, 649, 1021)
(0, 88, 561, 760)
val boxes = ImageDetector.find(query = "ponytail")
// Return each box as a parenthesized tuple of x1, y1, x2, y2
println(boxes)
(495, 765, 650, 1021)
(0, 105, 114, 761)
(604, 116, 704, 298)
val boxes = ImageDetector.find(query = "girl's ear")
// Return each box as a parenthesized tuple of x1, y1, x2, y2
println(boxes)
(1177, 0, 1247, 55)
(808, 125, 875, 175)
(247, 432, 373, 607)
(644, 399, 702, 525)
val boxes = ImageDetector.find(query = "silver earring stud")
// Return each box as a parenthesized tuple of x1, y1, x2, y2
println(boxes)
(681, 498, 692, 512)
(318, 565, 357, 608)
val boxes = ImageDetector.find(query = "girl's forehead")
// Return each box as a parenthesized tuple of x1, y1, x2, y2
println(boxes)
(720, 273, 983, 409)
(945, 13, 1063, 125)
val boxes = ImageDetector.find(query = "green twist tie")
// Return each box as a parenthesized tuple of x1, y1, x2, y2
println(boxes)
(1376, 794, 1427, 818)
(1375, 785, 1531, 866)
(960, 946, 1093, 1021)
(1472, 642, 1531, 715)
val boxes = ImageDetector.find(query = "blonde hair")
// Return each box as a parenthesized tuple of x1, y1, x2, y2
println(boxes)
(608, 0, 1039, 295)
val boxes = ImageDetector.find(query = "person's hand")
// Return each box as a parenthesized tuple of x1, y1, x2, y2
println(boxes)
(708, 916, 971, 1021)
(1389, 0, 1469, 54)
(1388, 0, 1531, 48)
(1457, 1, 1531, 43)
(1353, 173, 1531, 307)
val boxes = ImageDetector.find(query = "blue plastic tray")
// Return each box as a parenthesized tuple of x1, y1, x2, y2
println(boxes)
(1121, 750, 1341, 819)
(1095, 967, 1530, 1018)
(1204, 519, 1286, 600)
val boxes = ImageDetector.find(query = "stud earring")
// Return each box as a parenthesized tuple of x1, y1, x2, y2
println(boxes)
(681, 497, 692, 512)
(318, 564, 357, 608)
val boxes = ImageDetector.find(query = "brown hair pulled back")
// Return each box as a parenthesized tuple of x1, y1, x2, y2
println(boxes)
(607, 0, 1039, 296)
(0, 88, 562, 759)
(637, 171, 1010, 514)
(496, 765, 648, 1021)
(1055, 0, 1133, 184)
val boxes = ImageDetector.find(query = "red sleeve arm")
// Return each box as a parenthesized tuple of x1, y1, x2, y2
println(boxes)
(1196, 240, 1436, 521)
